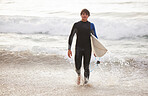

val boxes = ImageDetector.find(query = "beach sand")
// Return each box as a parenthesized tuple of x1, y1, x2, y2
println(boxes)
(0, 50, 148, 96)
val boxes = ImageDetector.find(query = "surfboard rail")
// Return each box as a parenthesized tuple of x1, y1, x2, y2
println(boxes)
(90, 33, 107, 57)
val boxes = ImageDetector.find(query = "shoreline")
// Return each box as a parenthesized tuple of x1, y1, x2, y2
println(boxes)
(0, 50, 148, 96)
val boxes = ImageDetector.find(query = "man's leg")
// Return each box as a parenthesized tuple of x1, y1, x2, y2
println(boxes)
(75, 48, 83, 85)
(83, 49, 91, 84)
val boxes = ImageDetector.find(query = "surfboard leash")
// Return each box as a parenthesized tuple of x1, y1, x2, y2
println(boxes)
(90, 57, 101, 72)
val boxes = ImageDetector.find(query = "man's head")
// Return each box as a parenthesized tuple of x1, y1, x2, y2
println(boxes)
(80, 9, 90, 16)
(80, 9, 90, 22)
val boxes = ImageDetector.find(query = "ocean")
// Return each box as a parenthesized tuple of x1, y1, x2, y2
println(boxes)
(0, 0, 148, 95)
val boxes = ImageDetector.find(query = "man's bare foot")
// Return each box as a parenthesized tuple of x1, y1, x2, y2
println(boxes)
(83, 77, 89, 85)
(77, 76, 81, 85)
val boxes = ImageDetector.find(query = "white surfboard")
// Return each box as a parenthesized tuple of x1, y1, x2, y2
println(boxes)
(90, 33, 107, 57)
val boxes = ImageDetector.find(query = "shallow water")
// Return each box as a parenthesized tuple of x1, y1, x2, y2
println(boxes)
(0, 33, 148, 95)
(0, 50, 148, 96)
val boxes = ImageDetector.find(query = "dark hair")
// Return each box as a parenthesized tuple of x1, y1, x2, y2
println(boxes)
(80, 9, 90, 16)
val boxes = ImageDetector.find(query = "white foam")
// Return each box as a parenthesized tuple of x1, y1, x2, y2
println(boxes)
(0, 15, 148, 40)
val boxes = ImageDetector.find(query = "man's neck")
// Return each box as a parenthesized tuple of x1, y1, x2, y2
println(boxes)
(81, 19, 87, 22)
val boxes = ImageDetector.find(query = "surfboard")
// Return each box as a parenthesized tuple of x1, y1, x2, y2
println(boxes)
(90, 33, 107, 57)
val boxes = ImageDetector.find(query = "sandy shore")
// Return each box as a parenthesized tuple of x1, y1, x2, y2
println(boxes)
(0, 50, 148, 96)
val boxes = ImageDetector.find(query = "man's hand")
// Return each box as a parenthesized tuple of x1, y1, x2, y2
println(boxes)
(94, 53, 96, 57)
(68, 50, 72, 58)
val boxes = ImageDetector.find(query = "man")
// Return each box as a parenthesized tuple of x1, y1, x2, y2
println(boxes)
(68, 9, 98, 85)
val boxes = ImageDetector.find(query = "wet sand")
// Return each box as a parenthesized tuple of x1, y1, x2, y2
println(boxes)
(0, 50, 148, 96)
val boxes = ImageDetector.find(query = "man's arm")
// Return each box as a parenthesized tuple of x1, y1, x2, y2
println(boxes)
(90, 23, 98, 57)
(90, 23, 98, 38)
(68, 23, 77, 58)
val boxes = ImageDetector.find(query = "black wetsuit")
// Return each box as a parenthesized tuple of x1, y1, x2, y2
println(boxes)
(68, 21, 97, 79)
